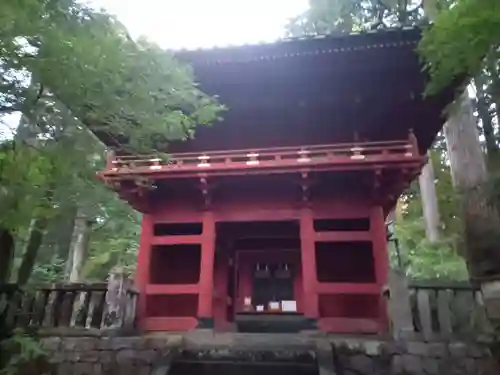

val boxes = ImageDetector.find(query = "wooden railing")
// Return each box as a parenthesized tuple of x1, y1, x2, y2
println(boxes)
(387, 271, 493, 341)
(0, 279, 138, 333)
(2, 274, 492, 340)
(102, 138, 420, 176)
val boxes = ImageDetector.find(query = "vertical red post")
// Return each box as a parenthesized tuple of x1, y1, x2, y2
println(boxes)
(197, 211, 216, 320)
(300, 208, 319, 318)
(135, 214, 153, 328)
(370, 205, 389, 332)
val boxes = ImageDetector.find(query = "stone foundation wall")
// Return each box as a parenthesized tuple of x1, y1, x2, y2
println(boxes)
(32, 333, 499, 375)
(39, 335, 182, 375)
(332, 338, 497, 375)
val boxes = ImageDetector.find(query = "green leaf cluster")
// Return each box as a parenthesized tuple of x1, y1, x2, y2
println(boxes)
(0, 0, 222, 284)
(1, 0, 224, 152)
(419, 0, 500, 94)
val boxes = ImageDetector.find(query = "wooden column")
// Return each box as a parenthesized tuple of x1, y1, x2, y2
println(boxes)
(370, 205, 389, 332)
(135, 214, 153, 327)
(197, 211, 216, 321)
(300, 208, 319, 318)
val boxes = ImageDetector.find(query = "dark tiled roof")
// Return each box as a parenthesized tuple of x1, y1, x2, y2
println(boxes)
(172, 26, 421, 65)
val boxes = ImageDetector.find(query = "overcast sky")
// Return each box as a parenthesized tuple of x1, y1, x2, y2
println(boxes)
(94, 0, 308, 49)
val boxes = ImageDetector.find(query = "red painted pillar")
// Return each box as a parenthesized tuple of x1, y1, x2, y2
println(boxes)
(197, 211, 216, 320)
(370, 205, 389, 332)
(135, 214, 153, 328)
(300, 208, 319, 318)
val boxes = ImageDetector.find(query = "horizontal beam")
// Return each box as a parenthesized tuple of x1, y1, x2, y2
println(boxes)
(145, 284, 199, 295)
(151, 235, 203, 245)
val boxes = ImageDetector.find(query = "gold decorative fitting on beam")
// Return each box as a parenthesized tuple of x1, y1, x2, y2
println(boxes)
(404, 144, 413, 157)
(149, 158, 162, 170)
(297, 149, 311, 163)
(350, 146, 366, 160)
(197, 155, 211, 168)
(246, 152, 260, 166)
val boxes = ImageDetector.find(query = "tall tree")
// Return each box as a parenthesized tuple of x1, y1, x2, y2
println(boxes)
(0, 0, 223, 284)
(419, 0, 500, 279)
(418, 154, 441, 243)
(444, 96, 500, 278)
(474, 74, 497, 161)
(67, 210, 94, 282)
(1, 0, 222, 151)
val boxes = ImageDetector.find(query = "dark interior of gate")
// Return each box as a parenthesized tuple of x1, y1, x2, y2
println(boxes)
(213, 220, 379, 332)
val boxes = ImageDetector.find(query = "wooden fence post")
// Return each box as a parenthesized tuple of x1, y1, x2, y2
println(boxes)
(386, 269, 414, 339)
(104, 267, 129, 329)
(481, 278, 500, 332)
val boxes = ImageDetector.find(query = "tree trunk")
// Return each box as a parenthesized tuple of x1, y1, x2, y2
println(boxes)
(39, 207, 77, 265)
(16, 217, 49, 286)
(419, 154, 441, 243)
(475, 76, 497, 160)
(0, 228, 15, 284)
(444, 93, 500, 279)
(491, 77, 500, 133)
(67, 211, 93, 282)
(57, 207, 77, 261)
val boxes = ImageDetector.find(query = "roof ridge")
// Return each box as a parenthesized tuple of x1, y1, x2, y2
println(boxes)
(168, 25, 421, 54)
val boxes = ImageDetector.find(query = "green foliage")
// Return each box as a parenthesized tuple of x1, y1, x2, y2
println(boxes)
(286, 0, 369, 36)
(0, 330, 47, 375)
(0, 0, 222, 285)
(419, 0, 500, 94)
(1, 0, 223, 152)
(84, 201, 141, 281)
(0, 142, 56, 231)
(286, 0, 426, 37)
(395, 216, 468, 280)
(394, 152, 468, 280)
(29, 255, 66, 283)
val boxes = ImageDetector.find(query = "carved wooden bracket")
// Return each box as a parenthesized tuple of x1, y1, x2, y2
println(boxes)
(104, 179, 121, 191)
(198, 176, 212, 210)
(370, 169, 383, 203)
(103, 177, 153, 213)
(299, 171, 312, 203)
(374, 169, 382, 190)
(133, 177, 156, 194)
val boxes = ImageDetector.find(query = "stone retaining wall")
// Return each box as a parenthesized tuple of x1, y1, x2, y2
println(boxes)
(332, 338, 497, 375)
(40, 335, 182, 375)
(33, 333, 499, 375)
